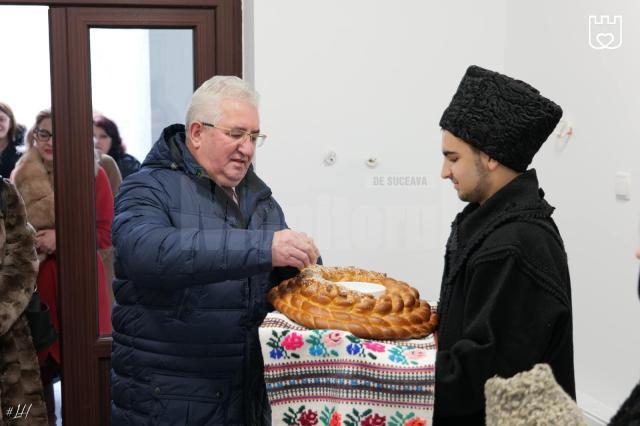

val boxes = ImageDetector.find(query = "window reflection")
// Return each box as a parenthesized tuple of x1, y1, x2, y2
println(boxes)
(89, 28, 194, 337)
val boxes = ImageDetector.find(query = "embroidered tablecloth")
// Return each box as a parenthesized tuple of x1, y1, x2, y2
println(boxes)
(259, 311, 436, 426)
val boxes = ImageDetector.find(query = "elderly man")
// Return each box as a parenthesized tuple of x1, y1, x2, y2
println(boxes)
(434, 66, 575, 424)
(111, 76, 320, 425)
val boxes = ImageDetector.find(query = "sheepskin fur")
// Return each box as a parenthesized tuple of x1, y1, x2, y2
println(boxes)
(485, 363, 586, 426)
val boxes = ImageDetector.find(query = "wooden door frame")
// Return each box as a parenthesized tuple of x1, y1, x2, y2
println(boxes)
(0, 2, 241, 424)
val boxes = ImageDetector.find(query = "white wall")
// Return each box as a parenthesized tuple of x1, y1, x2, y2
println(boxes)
(0, 6, 50, 132)
(251, 0, 506, 300)
(90, 29, 152, 164)
(149, 29, 194, 146)
(250, 0, 639, 423)
(92, 29, 194, 163)
(505, 1, 640, 422)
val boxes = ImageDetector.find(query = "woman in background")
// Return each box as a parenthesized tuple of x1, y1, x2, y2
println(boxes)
(93, 115, 140, 179)
(11, 109, 113, 423)
(0, 102, 26, 177)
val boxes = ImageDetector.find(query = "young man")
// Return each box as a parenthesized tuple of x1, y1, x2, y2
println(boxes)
(434, 65, 575, 424)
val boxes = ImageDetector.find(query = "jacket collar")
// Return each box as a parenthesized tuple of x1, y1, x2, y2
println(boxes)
(455, 169, 554, 243)
(445, 169, 556, 284)
(145, 124, 274, 219)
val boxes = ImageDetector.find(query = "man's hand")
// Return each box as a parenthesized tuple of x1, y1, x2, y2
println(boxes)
(35, 229, 56, 255)
(272, 229, 320, 269)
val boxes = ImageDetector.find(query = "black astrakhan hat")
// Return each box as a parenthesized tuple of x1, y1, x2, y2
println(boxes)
(439, 65, 563, 172)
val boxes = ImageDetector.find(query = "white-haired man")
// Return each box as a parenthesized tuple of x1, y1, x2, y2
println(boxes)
(111, 76, 320, 425)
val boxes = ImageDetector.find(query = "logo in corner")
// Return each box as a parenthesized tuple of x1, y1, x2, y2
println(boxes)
(588, 15, 622, 50)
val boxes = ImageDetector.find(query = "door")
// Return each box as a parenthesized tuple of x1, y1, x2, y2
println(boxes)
(46, 3, 241, 424)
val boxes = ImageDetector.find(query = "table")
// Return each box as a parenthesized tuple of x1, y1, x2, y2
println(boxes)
(259, 312, 436, 426)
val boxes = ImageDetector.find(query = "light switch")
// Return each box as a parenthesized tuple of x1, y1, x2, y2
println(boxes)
(614, 171, 631, 200)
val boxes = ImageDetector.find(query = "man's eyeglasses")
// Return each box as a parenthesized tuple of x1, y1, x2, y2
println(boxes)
(35, 128, 53, 142)
(201, 122, 266, 147)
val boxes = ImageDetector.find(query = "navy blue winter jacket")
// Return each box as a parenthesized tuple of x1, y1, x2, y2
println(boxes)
(110, 124, 292, 425)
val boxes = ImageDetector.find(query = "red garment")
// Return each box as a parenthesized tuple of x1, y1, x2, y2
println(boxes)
(37, 166, 114, 365)
(95, 167, 113, 334)
(96, 167, 114, 250)
(36, 255, 60, 365)
(36, 253, 111, 363)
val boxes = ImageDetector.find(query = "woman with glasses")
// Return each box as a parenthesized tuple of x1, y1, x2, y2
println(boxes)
(0, 102, 26, 177)
(10, 109, 114, 424)
(93, 115, 141, 180)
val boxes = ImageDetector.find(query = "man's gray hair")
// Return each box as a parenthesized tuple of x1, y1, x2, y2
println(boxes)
(185, 75, 259, 127)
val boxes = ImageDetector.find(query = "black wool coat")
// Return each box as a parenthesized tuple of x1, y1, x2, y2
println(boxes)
(0, 126, 24, 178)
(434, 169, 575, 425)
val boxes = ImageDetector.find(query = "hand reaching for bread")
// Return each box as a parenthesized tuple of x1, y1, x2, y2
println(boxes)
(272, 229, 320, 269)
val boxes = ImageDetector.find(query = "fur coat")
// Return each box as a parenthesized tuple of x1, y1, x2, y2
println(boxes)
(10, 149, 55, 234)
(0, 177, 48, 425)
(484, 363, 586, 425)
(11, 147, 114, 356)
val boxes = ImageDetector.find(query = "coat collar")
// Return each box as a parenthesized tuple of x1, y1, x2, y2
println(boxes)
(11, 148, 56, 230)
(455, 169, 554, 243)
(145, 124, 274, 222)
(444, 169, 556, 284)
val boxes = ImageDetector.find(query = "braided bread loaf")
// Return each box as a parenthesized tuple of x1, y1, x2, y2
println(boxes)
(267, 265, 438, 340)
